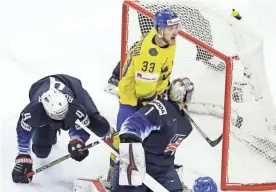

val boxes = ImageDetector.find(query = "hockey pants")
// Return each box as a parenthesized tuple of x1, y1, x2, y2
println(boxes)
(32, 126, 58, 158)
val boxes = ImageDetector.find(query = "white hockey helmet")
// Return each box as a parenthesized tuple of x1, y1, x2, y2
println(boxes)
(41, 88, 69, 120)
(168, 77, 194, 104)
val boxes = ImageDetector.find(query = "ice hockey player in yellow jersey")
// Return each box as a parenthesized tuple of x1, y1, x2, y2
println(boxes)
(117, 8, 180, 129)
(106, 8, 181, 189)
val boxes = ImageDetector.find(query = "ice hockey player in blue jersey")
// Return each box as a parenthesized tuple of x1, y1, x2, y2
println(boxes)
(111, 77, 195, 192)
(12, 74, 111, 184)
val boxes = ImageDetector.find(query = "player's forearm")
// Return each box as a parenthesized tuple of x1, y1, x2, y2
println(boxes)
(16, 123, 33, 154)
(88, 113, 111, 137)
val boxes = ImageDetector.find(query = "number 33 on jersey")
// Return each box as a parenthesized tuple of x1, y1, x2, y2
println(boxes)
(118, 28, 176, 107)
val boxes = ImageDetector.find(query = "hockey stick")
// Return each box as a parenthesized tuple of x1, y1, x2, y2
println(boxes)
(26, 141, 99, 178)
(186, 113, 223, 147)
(75, 119, 169, 192)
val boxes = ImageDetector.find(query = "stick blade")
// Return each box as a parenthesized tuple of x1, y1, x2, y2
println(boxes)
(209, 134, 223, 147)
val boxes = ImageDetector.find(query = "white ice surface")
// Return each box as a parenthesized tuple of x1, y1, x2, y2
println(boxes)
(1, 0, 275, 191)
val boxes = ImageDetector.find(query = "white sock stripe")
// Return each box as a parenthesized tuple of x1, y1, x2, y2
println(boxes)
(18, 146, 31, 150)
(16, 158, 32, 164)
(14, 167, 22, 172)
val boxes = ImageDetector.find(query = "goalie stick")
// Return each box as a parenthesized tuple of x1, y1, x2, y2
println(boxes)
(26, 142, 98, 178)
(186, 113, 223, 147)
(75, 119, 169, 192)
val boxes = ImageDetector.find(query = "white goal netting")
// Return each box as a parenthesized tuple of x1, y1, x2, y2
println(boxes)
(122, 0, 276, 190)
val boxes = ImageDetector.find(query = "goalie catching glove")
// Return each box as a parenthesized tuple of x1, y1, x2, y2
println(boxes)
(119, 134, 146, 187)
(12, 154, 33, 183)
(68, 138, 89, 162)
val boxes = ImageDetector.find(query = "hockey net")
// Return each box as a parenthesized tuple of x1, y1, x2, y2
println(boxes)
(121, 0, 276, 191)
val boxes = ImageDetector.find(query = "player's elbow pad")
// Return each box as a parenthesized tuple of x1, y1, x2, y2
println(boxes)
(120, 133, 142, 143)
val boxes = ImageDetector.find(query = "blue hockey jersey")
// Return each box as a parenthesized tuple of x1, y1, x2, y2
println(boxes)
(119, 99, 193, 169)
(17, 74, 105, 154)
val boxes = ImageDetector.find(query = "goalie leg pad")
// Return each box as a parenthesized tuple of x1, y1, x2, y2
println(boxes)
(73, 179, 108, 192)
(112, 163, 148, 192)
(119, 142, 146, 187)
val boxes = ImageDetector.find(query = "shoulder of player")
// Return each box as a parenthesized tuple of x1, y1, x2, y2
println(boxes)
(146, 99, 169, 116)
(140, 99, 175, 127)
(22, 100, 42, 114)
(67, 103, 89, 121)
(164, 101, 190, 124)
(20, 102, 47, 127)
(152, 99, 183, 117)
(163, 99, 182, 113)
(68, 102, 86, 113)
(136, 29, 156, 52)
(65, 102, 90, 129)
(150, 100, 190, 129)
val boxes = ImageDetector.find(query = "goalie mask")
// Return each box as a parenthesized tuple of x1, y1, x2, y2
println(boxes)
(168, 77, 194, 104)
(41, 88, 69, 120)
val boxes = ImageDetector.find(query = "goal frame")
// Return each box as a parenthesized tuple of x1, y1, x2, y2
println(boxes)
(120, 0, 276, 191)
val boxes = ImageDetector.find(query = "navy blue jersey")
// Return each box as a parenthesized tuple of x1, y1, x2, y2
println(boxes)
(119, 99, 193, 169)
(17, 74, 103, 154)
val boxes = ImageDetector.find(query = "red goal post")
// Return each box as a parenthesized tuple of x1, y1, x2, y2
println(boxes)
(120, 0, 276, 191)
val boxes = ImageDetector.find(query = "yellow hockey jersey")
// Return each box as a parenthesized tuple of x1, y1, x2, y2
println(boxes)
(118, 28, 176, 106)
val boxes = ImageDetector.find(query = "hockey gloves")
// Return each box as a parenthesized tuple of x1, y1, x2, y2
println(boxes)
(68, 138, 89, 162)
(12, 154, 33, 183)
